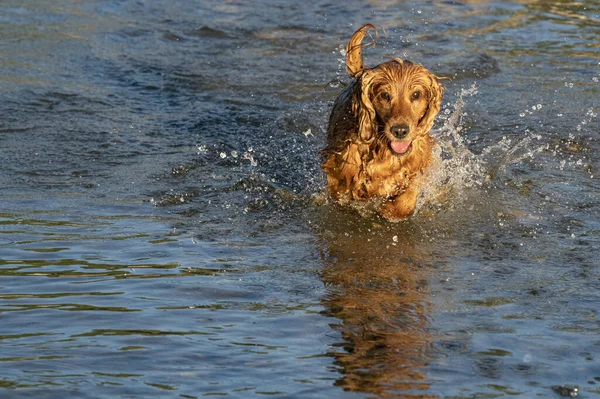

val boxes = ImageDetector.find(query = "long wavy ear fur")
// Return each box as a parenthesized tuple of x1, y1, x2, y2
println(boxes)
(346, 25, 379, 144)
(353, 70, 378, 143)
(418, 74, 444, 134)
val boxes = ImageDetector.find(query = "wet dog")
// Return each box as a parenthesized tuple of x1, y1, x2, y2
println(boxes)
(322, 24, 444, 221)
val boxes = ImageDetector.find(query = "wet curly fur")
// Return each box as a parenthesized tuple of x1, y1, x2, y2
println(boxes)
(322, 24, 444, 221)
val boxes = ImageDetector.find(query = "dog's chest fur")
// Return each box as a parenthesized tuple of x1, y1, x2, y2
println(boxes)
(323, 134, 433, 201)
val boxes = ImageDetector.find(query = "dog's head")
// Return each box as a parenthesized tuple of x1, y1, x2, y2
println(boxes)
(346, 25, 444, 155)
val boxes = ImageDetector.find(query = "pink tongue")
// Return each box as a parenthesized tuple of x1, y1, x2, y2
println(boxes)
(391, 140, 411, 154)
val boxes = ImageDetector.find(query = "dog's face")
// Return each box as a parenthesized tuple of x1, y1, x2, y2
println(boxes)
(361, 60, 442, 155)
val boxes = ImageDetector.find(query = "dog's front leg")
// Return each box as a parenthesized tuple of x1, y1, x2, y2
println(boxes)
(379, 185, 420, 221)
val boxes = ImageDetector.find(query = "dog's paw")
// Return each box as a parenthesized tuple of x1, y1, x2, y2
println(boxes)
(379, 203, 414, 222)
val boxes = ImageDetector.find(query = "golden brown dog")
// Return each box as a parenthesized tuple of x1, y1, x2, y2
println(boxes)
(323, 24, 444, 221)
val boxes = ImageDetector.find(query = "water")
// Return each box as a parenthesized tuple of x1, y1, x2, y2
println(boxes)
(1, 1, 599, 398)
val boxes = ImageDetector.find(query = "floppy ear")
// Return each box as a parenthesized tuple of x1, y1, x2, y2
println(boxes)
(418, 74, 444, 133)
(353, 70, 377, 143)
(345, 24, 377, 78)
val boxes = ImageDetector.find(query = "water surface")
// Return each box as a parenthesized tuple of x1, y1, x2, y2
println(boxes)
(1, 1, 599, 398)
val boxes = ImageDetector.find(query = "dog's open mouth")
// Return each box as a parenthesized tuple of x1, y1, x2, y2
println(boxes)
(390, 140, 412, 155)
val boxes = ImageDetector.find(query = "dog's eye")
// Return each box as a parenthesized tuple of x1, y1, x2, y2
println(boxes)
(411, 91, 422, 101)
(380, 92, 391, 101)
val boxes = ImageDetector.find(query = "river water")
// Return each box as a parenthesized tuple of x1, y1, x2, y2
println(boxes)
(1, 1, 599, 398)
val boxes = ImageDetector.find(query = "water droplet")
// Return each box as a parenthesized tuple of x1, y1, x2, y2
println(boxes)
(219, 152, 227, 159)
(197, 145, 208, 154)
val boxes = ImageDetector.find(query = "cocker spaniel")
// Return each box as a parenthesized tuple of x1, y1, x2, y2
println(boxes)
(323, 24, 444, 221)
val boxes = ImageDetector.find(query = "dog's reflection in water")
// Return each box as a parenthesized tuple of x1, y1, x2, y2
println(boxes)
(319, 212, 438, 398)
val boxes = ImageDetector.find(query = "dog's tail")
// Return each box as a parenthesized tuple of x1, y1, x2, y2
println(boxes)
(345, 24, 377, 78)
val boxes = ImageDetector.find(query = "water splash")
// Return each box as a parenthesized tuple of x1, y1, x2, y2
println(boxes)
(242, 148, 258, 167)
(417, 84, 549, 216)
(417, 84, 486, 213)
(182, 84, 573, 222)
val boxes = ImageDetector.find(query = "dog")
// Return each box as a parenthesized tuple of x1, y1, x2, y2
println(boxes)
(322, 24, 444, 221)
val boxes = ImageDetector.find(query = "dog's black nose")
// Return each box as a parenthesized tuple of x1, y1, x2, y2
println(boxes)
(391, 124, 410, 139)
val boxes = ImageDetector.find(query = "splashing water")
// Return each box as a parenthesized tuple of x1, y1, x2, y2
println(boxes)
(416, 84, 549, 216)
(181, 83, 558, 222)
(416, 84, 486, 214)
